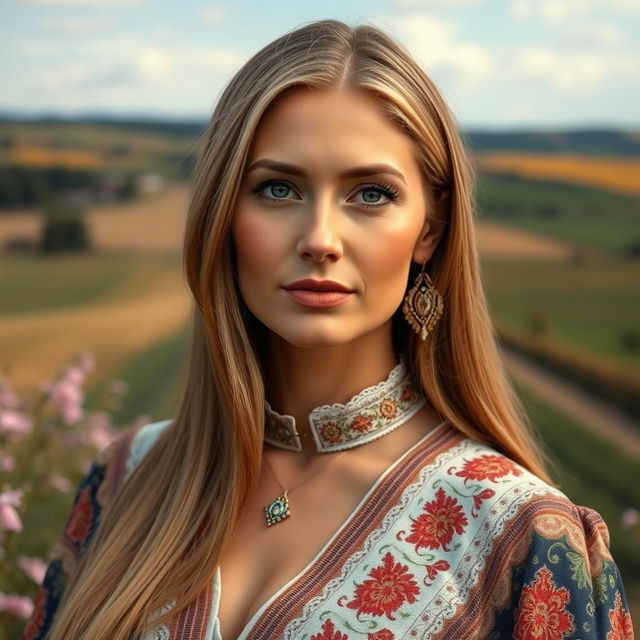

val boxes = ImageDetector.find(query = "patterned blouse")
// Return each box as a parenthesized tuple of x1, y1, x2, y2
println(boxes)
(23, 418, 635, 640)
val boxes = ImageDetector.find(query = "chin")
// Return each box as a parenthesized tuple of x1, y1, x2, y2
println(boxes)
(266, 319, 360, 349)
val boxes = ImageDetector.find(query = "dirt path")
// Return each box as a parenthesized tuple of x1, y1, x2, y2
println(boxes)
(476, 221, 575, 260)
(502, 345, 640, 458)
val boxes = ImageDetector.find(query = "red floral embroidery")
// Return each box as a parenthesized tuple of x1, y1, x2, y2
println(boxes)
(346, 551, 420, 620)
(368, 630, 395, 640)
(23, 588, 47, 640)
(607, 591, 634, 640)
(64, 486, 94, 544)
(404, 487, 468, 552)
(349, 415, 373, 433)
(311, 619, 349, 640)
(400, 385, 414, 402)
(319, 422, 344, 444)
(425, 559, 450, 583)
(379, 398, 398, 419)
(514, 566, 575, 640)
(455, 455, 522, 483)
(472, 488, 495, 516)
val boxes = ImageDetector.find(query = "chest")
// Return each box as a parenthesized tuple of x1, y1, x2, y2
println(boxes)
(216, 456, 385, 640)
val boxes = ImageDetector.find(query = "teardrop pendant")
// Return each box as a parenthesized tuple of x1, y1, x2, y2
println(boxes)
(264, 491, 290, 526)
(402, 271, 444, 341)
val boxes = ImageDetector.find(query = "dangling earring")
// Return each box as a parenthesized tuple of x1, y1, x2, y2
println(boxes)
(402, 259, 444, 341)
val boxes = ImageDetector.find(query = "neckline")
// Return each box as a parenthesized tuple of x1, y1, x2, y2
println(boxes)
(263, 356, 426, 453)
(220, 417, 455, 640)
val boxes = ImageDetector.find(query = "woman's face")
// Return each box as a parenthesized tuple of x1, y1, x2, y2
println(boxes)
(231, 87, 442, 348)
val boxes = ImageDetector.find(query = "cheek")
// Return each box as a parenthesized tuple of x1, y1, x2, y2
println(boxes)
(359, 221, 419, 288)
(232, 210, 283, 278)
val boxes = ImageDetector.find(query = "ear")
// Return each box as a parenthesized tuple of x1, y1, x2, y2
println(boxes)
(411, 190, 449, 264)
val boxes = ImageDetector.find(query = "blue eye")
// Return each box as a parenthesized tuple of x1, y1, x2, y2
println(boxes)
(356, 183, 400, 207)
(251, 179, 400, 207)
(252, 180, 298, 202)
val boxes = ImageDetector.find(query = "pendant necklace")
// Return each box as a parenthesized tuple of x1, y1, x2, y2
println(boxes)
(263, 451, 346, 527)
(261, 356, 428, 526)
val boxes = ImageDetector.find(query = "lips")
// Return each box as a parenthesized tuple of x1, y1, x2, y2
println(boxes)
(282, 278, 354, 293)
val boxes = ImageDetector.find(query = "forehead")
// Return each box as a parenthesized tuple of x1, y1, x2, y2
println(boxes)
(247, 88, 421, 175)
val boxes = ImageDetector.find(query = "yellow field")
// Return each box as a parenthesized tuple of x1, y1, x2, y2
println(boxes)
(475, 152, 640, 195)
(5, 146, 102, 169)
(0, 267, 190, 394)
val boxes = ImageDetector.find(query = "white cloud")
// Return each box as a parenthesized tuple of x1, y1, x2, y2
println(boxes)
(6, 33, 250, 115)
(509, 45, 639, 88)
(138, 49, 171, 81)
(197, 6, 227, 25)
(562, 22, 626, 47)
(511, 0, 640, 22)
(373, 13, 494, 83)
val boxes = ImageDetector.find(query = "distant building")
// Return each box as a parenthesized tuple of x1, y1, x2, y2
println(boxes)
(137, 173, 164, 194)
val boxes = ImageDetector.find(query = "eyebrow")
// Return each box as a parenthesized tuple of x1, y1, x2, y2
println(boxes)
(246, 158, 407, 185)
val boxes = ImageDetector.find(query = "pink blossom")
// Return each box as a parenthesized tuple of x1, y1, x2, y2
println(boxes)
(0, 453, 15, 472)
(621, 508, 640, 528)
(0, 489, 24, 532)
(0, 592, 34, 619)
(77, 351, 96, 374)
(63, 366, 85, 386)
(0, 409, 33, 436)
(48, 379, 84, 425)
(48, 472, 72, 492)
(63, 404, 84, 425)
(17, 556, 47, 585)
(85, 412, 117, 450)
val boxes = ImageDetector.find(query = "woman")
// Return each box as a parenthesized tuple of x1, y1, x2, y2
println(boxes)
(24, 19, 634, 640)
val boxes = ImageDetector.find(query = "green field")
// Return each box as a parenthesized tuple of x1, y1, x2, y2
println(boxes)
(477, 173, 640, 254)
(481, 255, 640, 377)
(0, 251, 182, 315)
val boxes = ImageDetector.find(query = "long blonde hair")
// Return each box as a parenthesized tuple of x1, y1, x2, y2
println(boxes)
(48, 19, 554, 639)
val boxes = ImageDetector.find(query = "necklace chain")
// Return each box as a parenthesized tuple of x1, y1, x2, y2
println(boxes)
(264, 450, 345, 495)
(262, 451, 346, 526)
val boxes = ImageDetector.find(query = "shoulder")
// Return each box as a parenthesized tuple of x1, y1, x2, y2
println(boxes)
(123, 417, 174, 480)
(406, 437, 633, 638)
(83, 418, 175, 504)
(422, 435, 613, 559)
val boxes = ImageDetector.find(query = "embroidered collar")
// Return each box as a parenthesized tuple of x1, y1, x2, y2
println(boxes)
(264, 356, 426, 453)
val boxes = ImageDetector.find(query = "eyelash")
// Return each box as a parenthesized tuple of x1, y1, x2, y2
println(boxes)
(251, 179, 400, 208)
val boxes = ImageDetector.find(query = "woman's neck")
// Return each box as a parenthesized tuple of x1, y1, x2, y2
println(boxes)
(263, 321, 399, 464)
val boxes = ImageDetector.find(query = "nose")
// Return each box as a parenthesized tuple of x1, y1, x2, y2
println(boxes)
(296, 194, 344, 262)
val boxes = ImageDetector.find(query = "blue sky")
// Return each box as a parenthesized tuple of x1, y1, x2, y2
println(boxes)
(2, 0, 639, 128)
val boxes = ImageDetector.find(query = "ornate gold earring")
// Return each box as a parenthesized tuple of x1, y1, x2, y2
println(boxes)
(402, 259, 444, 341)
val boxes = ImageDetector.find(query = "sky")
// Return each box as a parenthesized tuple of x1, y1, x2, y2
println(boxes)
(1, 0, 639, 128)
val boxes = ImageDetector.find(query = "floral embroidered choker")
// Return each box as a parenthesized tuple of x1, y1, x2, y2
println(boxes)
(263, 357, 426, 454)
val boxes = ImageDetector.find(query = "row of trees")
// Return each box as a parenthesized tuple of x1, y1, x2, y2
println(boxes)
(0, 166, 138, 209)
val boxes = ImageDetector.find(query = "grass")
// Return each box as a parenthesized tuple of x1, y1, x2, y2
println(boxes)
(481, 256, 640, 377)
(476, 173, 640, 254)
(0, 251, 179, 314)
(85, 321, 191, 427)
